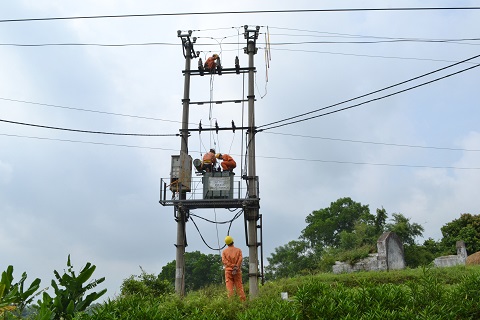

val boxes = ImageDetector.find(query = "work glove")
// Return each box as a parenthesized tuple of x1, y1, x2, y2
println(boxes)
(232, 266, 238, 275)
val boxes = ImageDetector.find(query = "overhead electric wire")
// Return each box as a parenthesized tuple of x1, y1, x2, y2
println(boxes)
(268, 48, 476, 64)
(3, 38, 480, 47)
(3, 133, 479, 170)
(0, 97, 187, 124)
(0, 42, 179, 47)
(0, 118, 178, 136)
(269, 27, 480, 42)
(261, 39, 480, 45)
(0, 133, 179, 150)
(258, 155, 480, 170)
(258, 53, 480, 130)
(1, 7, 480, 23)
(264, 132, 480, 152)
(259, 63, 480, 131)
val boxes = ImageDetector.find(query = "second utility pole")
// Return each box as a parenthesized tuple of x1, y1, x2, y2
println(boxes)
(245, 26, 260, 298)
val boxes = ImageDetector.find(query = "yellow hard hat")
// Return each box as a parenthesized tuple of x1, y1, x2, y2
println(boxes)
(225, 235, 234, 245)
(213, 54, 219, 58)
(215, 153, 222, 159)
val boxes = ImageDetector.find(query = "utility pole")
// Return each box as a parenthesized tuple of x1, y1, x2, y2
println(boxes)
(175, 30, 197, 297)
(245, 26, 260, 298)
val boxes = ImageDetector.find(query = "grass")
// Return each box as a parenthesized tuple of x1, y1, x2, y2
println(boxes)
(73, 265, 480, 320)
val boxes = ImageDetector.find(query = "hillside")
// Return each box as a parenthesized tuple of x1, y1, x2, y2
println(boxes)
(73, 266, 480, 320)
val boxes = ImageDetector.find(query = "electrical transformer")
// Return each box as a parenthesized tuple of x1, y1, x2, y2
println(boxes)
(202, 171, 234, 199)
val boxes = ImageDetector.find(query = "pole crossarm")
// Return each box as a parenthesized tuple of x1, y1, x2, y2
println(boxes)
(179, 126, 253, 133)
(183, 67, 254, 76)
(189, 99, 251, 105)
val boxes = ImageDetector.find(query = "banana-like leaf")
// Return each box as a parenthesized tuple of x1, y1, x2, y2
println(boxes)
(0, 266, 14, 291)
(66, 299, 75, 315)
(76, 288, 107, 312)
(76, 265, 95, 285)
(21, 277, 41, 300)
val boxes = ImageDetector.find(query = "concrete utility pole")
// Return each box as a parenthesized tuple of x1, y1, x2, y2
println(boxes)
(245, 26, 260, 298)
(175, 30, 196, 297)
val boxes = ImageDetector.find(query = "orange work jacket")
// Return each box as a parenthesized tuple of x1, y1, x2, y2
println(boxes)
(222, 154, 234, 162)
(204, 57, 217, 70)
(222, 245, 243, 271)
(203, 152, 216, 164)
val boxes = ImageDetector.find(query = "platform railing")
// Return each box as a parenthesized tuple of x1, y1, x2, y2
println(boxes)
(159, 175, 255, 207)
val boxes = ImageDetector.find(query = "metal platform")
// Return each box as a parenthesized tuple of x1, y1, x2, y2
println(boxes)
(159, 175, 259, 210)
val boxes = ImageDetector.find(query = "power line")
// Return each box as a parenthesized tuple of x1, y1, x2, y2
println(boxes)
(3, 38, 480, 48)
(0, 118, 178, 136)
(258, 53, 480, 130)
(264, 132, 480, 152)
(259, 63, 480, 131)
(258, 155, 480, 170)
(0, 42, 180, 47)
(2, 133, 479, 170)
(269, 27, 480, 42)
(1, 7, 480, 23)
(0, 133, 178, 150)
(264, 39, 480, 45)
(0, 97, 184, 124)
(268, 48, 475, 64)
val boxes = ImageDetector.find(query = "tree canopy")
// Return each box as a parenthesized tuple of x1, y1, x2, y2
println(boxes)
(441, 213, 480, 255)
(301, 197, 374, 249)
(159, 251, 224, 292)
(265, 240, 315, 279)
(266, 197, 428, 278)
(385, 213, 424, 246)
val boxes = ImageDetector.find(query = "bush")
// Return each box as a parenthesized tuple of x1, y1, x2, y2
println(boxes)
(120, 268, 173, 297)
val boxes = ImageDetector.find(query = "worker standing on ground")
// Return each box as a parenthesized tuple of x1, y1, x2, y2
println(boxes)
(202, 148, 217, 172)
(216, 153, 236, 172)
(204, 54, 219, 72)
(221, 236, 246, 301)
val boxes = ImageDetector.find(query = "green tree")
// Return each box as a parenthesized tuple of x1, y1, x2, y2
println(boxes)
(383, 213, 425, 268)
(374, 207, 388, 234)
(36, 255, 106, 320)
(265, 240, 315, 280)
(404, 237, 445, 268)
(441, 213, 480, 255)
(159, 251, 223, 292)
(301, 197, 374, 249)
(385, 213, 424, 246)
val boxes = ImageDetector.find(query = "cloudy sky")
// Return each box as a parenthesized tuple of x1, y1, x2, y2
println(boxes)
(1, 1, 479, 299)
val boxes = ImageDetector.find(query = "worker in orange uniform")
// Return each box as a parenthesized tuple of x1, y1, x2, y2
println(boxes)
(222, 235, 246, 301)
(202, 149, 217, 172)
(204, 54, 219, 72)
(216, 153, 236, 172)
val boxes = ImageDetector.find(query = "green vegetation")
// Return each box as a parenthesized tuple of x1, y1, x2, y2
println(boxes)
(1, 255, 106, 320)
(72, 266, 480, 319)
(0, 266, 41, 317)
(267, 199, 480, 278)
(3, 199, 480, 319)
